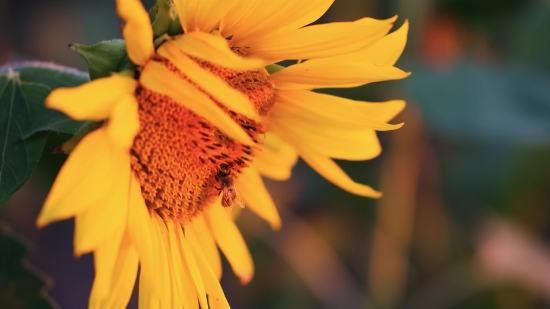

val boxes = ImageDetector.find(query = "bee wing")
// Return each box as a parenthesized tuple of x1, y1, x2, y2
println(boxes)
(234, 185, 246, 208)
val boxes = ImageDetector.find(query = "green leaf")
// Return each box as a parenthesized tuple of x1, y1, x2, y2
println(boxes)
(70, 39, 129, 80)
(0, 61, 89, 88)
(168, 15, 183, 36)
(16, 81, 89, 139)
(151, 0, 173, 38)
(0, 223, 57, 309)
(265, 63, 286, 75)
(0, 62, 90, 208)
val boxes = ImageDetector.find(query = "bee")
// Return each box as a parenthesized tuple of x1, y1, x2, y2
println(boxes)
(215, 164, 245, 209)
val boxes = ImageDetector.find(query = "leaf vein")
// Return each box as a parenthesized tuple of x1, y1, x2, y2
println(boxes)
(0, 81, 16, 185)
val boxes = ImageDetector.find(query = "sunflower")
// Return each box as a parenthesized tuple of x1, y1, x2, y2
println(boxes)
(36, 0, 409, 308)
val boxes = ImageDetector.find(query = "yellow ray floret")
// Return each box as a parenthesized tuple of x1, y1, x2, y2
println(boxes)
(254, 139, 298, 181)
(270, 62, 410, 90)
(189, 217, 223, 280)
(46, 75, 137, 121)
(315, 20, 409, 66)
(89, 232, 138, 309)
(247, 21, 394, 62)
(115, 0, 154, 65)
(157, 42, 261, 121)
(37, 128, 120, 227)
(139, 61, 254, 145)
(206, 200, 254, 284)
(299, 147, 383, 198)
(272, 90, 403, 131)
(174, 0, 231, 33)
(186, 227, 231, 309)
(73, 151, 130, 256)
(221, 0, 334, 46)
(106, 95, 140, 149)
(126, 176, 158, 297)
(236, 167, 283, 230)
(170, 32, 266, 70)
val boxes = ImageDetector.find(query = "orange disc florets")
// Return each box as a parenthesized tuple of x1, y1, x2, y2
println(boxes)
(130, 52, 275, 222)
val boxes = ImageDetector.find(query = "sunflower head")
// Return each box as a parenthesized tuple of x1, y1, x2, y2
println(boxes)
(36, 0, 410, 308)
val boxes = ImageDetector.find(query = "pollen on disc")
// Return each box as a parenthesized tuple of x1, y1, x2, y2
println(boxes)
(130, 55, 275, 222)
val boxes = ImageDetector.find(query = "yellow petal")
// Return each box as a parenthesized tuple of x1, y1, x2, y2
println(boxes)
(88, 231, 124, 302)
(353, 19, 409, 66)
(275, 96, 405, 124)
(206, 199, 254, 284)
(162, 221, 184, 308)
(89, 231, 139, 309)
(73, 152, 130, 256)
(269, 115, 382, 161)
(186, 227, 231, 309)
(315, 19, 409, 67)
(236, 167, 282, 229)
(126, 175, 158, 297)
(157, 42, 261, 121)
(46, 75, 137, 121)
(106, 94, 140, 150)
(271, 20, 410, 89)
(37, 128, 118, 227)
(151, 214, 173, 308)
(272, 90, 403, 131)
(166, 221, 199, 309)
(270, 62, 410, 90)
(221, 0, 334, 46)
(140, 61, 254, 145)
(355, 100, 406, 123)
(189, 216, 222, 280)
(298, 147, 382, 198)
(138, 267, 158, 309)
(268, 90, 405, 160)
(173, 0, 230, 32)
(115, 0, 154, 65)
(254, 141, 298, 181)
(356, 15, 398, 26)
(247, 21, 393, 63)
(170, 32, 265, 70)
(175, 223, 209, 309)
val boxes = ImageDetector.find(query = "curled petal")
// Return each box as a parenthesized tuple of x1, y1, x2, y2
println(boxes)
(115, 0, 154, 65)
(221, 0, 334, 45)
(236, 167, 282, 230)
(157, 42, 261, 121)
(299, 148, 382, 198)
(106, 94, 140, 150)
(171, 32, 265, 70)
(46, 75, 137, 121)
(247, 20, 393, 63)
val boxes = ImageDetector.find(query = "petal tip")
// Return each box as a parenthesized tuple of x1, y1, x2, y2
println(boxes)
(270, 219, 282, 231)
(393, 122, 405, 130)
(35, 215, 49, 229)
(36, 205, 60, 228)
(239, 274, 253, 285)
(371, 191, 383, 199)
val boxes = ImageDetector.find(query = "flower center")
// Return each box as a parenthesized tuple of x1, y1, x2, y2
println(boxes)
(130, 54, 274, 222)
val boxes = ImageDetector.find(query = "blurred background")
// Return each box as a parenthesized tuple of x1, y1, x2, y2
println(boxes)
(3, 0, 550, 308)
